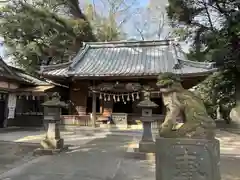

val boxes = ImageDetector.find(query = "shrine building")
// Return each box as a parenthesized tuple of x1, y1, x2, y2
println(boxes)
(0, 57, 64, 128)
(40, 40, 216, 126)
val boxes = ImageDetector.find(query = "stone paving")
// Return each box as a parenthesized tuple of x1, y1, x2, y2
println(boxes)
(0, 135, 155, 180)
(0, 142, 36, 175)
(0, 127, 240, 179)
(0, 127, 113, 145)
(2, 127, 240, 155)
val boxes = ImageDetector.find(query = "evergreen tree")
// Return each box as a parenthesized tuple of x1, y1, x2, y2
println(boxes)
(0, 0, 96, 73)
(166, 0, 240, 122)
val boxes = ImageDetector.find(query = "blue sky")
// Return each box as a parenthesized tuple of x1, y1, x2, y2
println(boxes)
(138, 0, 149, 6)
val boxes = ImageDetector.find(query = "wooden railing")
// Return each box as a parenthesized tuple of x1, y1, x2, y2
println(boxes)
(61, 113, 165, 129)
(61, 115, 91, 126)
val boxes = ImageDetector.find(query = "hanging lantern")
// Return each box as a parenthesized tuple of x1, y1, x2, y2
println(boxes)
(99, 93, 103, 100)
(127, 94, 130, 101)
(136, 92, 140, 100)
(117, 95, 120, 102)
(123, 101, 126, 104)
(121, 94, 124, 101)
(26, 95, 29, 100)
(113, 95, 116, 102)
(104, 94, 107, 101)
(107, 95, 111, 101)
(32, 96, 35, 100)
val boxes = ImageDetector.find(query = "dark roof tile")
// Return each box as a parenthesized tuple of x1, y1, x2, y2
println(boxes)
(40, 40, 216, 78)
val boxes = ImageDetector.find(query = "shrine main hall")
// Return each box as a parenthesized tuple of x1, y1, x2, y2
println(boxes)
(40, 40, 216, 126)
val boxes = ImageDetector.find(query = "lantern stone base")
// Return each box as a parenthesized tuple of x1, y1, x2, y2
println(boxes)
(139, 141, 155, 153)
(33, 148, 62, 156)
(125, 142, 155, 161)
(40, 138, 64, 150)
(33, 138, 65, 156)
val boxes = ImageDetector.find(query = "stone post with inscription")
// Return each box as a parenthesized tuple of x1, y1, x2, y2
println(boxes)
(155, 138, 221, 180)
(137, 90, 158, 153)
(34, 92, 68, 155)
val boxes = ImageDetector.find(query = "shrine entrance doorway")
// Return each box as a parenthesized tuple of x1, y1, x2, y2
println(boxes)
(113, 101, 133, 113)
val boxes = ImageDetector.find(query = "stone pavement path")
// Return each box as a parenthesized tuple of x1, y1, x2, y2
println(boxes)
(2, 127, 240, 155)
(0, 142, 36, 175)
(1, 127, 240, 180)
(217, 129, 240, 156)
(0, 127, 140, 145)
(0, 135, 154, 180)
(221, 156, 240, 180)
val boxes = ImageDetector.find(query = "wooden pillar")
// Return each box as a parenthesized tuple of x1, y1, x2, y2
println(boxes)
(92, 92, 96, 127)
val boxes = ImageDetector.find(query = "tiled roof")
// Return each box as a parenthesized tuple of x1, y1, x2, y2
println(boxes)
(40, 40, 216, 78)
(9, 66, 49, 85)
(0, 56, 49, 85)
(40, 62, 71, 78)
(0, 57, 23, 81)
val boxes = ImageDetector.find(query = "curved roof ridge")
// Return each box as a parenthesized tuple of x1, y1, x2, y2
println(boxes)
(84, 40, 171, 48)
(69, 43, 90, 70)
(0, 56, 22, 81)
(40, 61, 72, 72)
(178, 59, 215, 69)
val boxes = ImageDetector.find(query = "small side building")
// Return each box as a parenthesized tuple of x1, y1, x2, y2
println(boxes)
(0, 57, 65, 128)
(40, 40, 216, 125)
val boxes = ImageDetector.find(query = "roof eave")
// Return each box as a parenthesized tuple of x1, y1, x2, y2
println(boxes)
(69, 70, 217, 80)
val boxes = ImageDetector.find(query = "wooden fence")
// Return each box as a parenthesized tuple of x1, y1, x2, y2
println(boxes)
(61, 113, 165, 130)
(61, 115, 92, 126)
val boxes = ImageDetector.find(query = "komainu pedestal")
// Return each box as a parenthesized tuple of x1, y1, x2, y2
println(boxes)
(155, 137, 221, 180)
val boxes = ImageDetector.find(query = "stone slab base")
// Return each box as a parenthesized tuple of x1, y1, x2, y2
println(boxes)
(125, 142, 155, 161)
(33, 146, 68, 156)
(139, 141, 155, 153)
(40, 138, 64, 150)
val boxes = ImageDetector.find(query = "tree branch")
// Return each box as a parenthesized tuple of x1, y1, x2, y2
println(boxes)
(134, 24, 145, 40)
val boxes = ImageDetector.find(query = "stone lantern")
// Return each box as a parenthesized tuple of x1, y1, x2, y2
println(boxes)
(137, 90, 158, 153)
(34, 92, 68, 155)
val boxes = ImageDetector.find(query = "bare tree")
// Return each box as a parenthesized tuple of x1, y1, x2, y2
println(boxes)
(84, 0, 139, 41)
(98, 0, 138, 27)
(132, 5, 170, 40)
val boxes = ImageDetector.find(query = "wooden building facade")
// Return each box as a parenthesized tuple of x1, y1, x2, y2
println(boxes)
(0, 57, 60, 128)
(40, 40, 217, 126)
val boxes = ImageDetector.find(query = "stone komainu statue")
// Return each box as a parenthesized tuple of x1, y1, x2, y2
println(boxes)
(157, 72, 216, 139)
